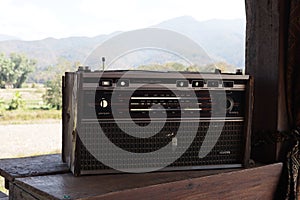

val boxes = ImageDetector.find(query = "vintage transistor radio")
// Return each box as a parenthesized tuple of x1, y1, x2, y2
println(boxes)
(62, 68, 253, 176)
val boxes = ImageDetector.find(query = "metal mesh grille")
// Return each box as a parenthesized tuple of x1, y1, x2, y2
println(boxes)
(78, 121, 244, 171)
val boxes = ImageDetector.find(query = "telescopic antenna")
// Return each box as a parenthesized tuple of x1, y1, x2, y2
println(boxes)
(102, 57, 105, 71)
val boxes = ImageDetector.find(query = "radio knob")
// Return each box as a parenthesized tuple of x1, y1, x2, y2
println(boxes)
(120, 81, 126, 86)
(100, 98, 108, 108)
(117, 79, 129, 87)
(226, 97, 234, 111)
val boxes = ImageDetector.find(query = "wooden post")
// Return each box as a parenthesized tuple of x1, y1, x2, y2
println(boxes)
(245, 0, 281, 163)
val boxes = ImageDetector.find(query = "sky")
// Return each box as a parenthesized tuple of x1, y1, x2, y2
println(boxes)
(0, 0, 246, 41)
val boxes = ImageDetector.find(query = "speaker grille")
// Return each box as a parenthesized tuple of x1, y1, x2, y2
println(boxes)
(77, 121, 244, 172)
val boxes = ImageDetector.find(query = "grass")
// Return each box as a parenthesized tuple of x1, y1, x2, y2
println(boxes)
(0, 109, 61, 124)
(0, 87, 46, 100)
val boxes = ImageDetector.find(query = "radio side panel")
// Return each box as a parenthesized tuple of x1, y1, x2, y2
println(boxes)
(62, 72, 77, 173)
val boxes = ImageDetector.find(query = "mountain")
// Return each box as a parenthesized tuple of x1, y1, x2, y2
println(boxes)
(154, 16, 246, 67)
(0, 35, 109, 68)
(0, 16, 245, 69)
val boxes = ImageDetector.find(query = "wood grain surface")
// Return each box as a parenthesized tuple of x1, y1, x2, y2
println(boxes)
(13, 163, 282, 200)
(0, 154, 68, 182)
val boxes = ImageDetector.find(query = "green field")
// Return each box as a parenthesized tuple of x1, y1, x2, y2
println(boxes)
(0, 86, 45, 106)
(0, 87, 61, 124)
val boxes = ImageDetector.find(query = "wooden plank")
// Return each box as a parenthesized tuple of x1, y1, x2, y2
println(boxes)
(9, 183, 39, 200)
(13, 163, 282, 200)
(0, 154, 69, 182)
(88, 163, 283, 200)
(14, 168, 238, 199)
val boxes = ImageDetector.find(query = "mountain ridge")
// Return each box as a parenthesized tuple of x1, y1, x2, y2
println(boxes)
(0, 16, 245, 68)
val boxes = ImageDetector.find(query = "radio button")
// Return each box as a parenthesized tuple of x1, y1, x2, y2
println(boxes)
(176, 80, 188, 87)
(223, 81, 234, 88)
(192, 80, 204, 87)
(207, 80, 219, 87)
(100, 80, 112, 86)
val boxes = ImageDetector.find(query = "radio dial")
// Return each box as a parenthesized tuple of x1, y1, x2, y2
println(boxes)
(117, 79, 129, 87)
(226, 97, 234, 111)
(100, 98, 108, 108)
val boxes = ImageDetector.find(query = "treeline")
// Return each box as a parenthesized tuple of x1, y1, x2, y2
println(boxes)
(134, 62, 238, 73)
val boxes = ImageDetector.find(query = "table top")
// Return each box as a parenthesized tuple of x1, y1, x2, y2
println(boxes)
(0, 154, 283, 200)
(14, 163, 282, 200)
(0, 154, 69, 182)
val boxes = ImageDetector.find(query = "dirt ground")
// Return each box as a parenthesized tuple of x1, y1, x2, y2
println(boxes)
(0, 122, 61, 159)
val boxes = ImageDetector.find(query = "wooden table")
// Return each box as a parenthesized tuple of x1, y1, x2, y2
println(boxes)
(0, 154, 283, 200)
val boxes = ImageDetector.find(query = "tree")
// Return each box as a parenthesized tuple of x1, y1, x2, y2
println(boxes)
(0, 54, 14, 88)
(42, 59, 79, 110)
(133, 61, 239, 73)
(0, 53, 36, 88)
(201, 62, 237, 73)
(135, 62, 188, 71)
(43, 75, 62, 110)
(10, 53, 36, 88)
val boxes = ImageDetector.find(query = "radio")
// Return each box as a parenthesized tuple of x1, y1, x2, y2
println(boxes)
(62, 69, 253, 176)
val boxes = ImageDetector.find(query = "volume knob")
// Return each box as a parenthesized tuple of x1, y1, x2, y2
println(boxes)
(226, 97, 234, 111)
(100, 98, 108, 108)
